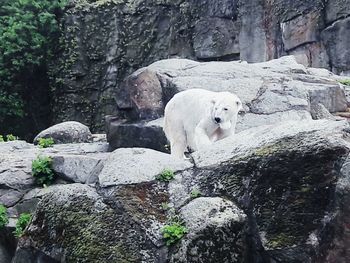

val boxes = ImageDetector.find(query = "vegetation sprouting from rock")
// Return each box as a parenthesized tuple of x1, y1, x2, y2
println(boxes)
(14, 213, 32, 238)
(32, 156, 55, 186)
(161, 216, 188, 246)
(38, 137, 55, 148)
(156, 169, 175, 182)
(0, 205, 9, 228)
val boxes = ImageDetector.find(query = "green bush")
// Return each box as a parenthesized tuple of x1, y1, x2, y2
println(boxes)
(0, 135, 4, 142)
(190, 189, 201, 198)
(38, 137, 54, 148)
(6, 134, 18, 141)
(0, 205, 9, 228)
(339, 79, 350, 86)
(0, 0, 67, 135)
(156, 169, 175, 182)
(161, 220, 188, 246)
(14, 213, 32, 238)
(32, 156, 55, 186)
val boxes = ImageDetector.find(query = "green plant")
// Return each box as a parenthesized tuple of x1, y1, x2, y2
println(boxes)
(0, 135, 4, 142)
(0, 205, 9, 228)
(190, 189, 202, 198)
(38, 137, 54, 148)
(161, 202, 170, 210)
(6, 134, 17, 141)
(161, 219, 188, 246)
(14, 213, 32, 237)
(0, 0, 67, 135)
(156, 169, 175, 182)
(339, 79, 350, 86)
(32, 156, 55, 186)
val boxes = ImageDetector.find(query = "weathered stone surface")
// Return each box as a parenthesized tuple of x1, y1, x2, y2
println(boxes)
(12, 184, 161, 263)
(171, 197, 247, 263)
(322, 17, 350, 75)
(325, 0, 350, 24)
(116, 68, 164, 120)
(106, 116, 167, 152)
(310, 102, 337, 120)
(50, 0, 350, 130)
(98, 148, 192, 187)
(281, 11, 320, 51)
(34, 121, 92, 144)
(52, 154, 108, 184)
(193, 18, 240, 60)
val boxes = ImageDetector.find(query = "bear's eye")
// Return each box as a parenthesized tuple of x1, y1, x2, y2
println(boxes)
(223, 108, 228, 111)
(236, 101, 241, 106)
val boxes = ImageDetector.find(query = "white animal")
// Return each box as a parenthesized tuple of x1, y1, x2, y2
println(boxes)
(163, 89, 243, 159)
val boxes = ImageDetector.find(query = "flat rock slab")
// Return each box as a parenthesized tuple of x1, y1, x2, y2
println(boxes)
(98, 148, 192, 187)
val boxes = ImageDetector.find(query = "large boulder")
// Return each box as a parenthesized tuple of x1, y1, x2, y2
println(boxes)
(52, 0, 350, 132)
(34, 121, 92, 144)
(9, 118, 350, 262)
(106, 56, 348, 151)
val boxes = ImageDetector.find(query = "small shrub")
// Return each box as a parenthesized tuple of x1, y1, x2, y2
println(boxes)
(339, 79, 350, 86)
(32, 156, 55, 186)
(0, 135, 4, 142)
(14, 213, 32, 238)
(38, 137, 54, 148)
(161, 220, 188, 246)
(6, 134, 18, 141)
(161, 202, 170, 210)
(156, 169, 175, 182)
(190, 189, 202, 198)
(0, 205, 9, 228)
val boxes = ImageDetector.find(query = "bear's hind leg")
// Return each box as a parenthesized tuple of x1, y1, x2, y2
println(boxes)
(170, 134, 187, 159)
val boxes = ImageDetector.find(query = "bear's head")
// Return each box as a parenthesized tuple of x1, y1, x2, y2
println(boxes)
(211, 92, 242, 130)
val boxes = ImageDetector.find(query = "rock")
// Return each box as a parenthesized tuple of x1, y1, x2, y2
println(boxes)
(51, 0, 350, 129)
(193, 18, 240, 60)
(52, 154, 108, 184)
(322, 17, 350, 75)
(310, 103, 337, 120)
(34, 121, 92, 144)
(281, 11, 320, 51)
(171, 197, 247, 263)
(187, 119, 350, 262)
(0, 228, 16, 263)
(98, 148, 192, 187)
(116, 68, 164, 120)
(325, 0, 350, 24)
(106, 116, 168, 152)
(12, 184, 165, 263)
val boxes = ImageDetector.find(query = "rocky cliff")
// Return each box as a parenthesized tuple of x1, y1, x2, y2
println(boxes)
(53, 0, 350, 131)
(2, 56, 350, 262)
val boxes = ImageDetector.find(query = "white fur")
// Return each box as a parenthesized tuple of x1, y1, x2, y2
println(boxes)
(163, 89, 242, 159)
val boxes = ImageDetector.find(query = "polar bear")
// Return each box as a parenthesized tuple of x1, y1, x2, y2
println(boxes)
(163, 89, 243, 159)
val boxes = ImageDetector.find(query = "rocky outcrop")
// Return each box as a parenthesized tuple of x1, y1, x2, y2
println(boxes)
(33, 121, 93, 144)
(53, 0, 350, 131)
(107, 56, 348, 151)
(1, 118, 350, 262)
(52, 0, 350, 130)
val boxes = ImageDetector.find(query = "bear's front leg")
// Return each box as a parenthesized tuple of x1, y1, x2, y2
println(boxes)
(194, 119, 217, 151)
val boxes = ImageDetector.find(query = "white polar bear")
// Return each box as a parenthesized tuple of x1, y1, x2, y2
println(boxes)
(163, 88, 243, 159)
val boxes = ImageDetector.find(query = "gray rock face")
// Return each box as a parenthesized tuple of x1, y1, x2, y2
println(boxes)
(322, 17, 350, 75)
(171, 197, 247, 263)
(52, 0, 350, 131)
(98, 147, 192, 187)
(8, 118, 350, 262)
(106, 116, 168, 152)
(33, 121, 92, 144)
(106, 56, 348, 151)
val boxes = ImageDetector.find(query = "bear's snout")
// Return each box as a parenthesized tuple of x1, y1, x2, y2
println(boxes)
(214, 117, 221, 123)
